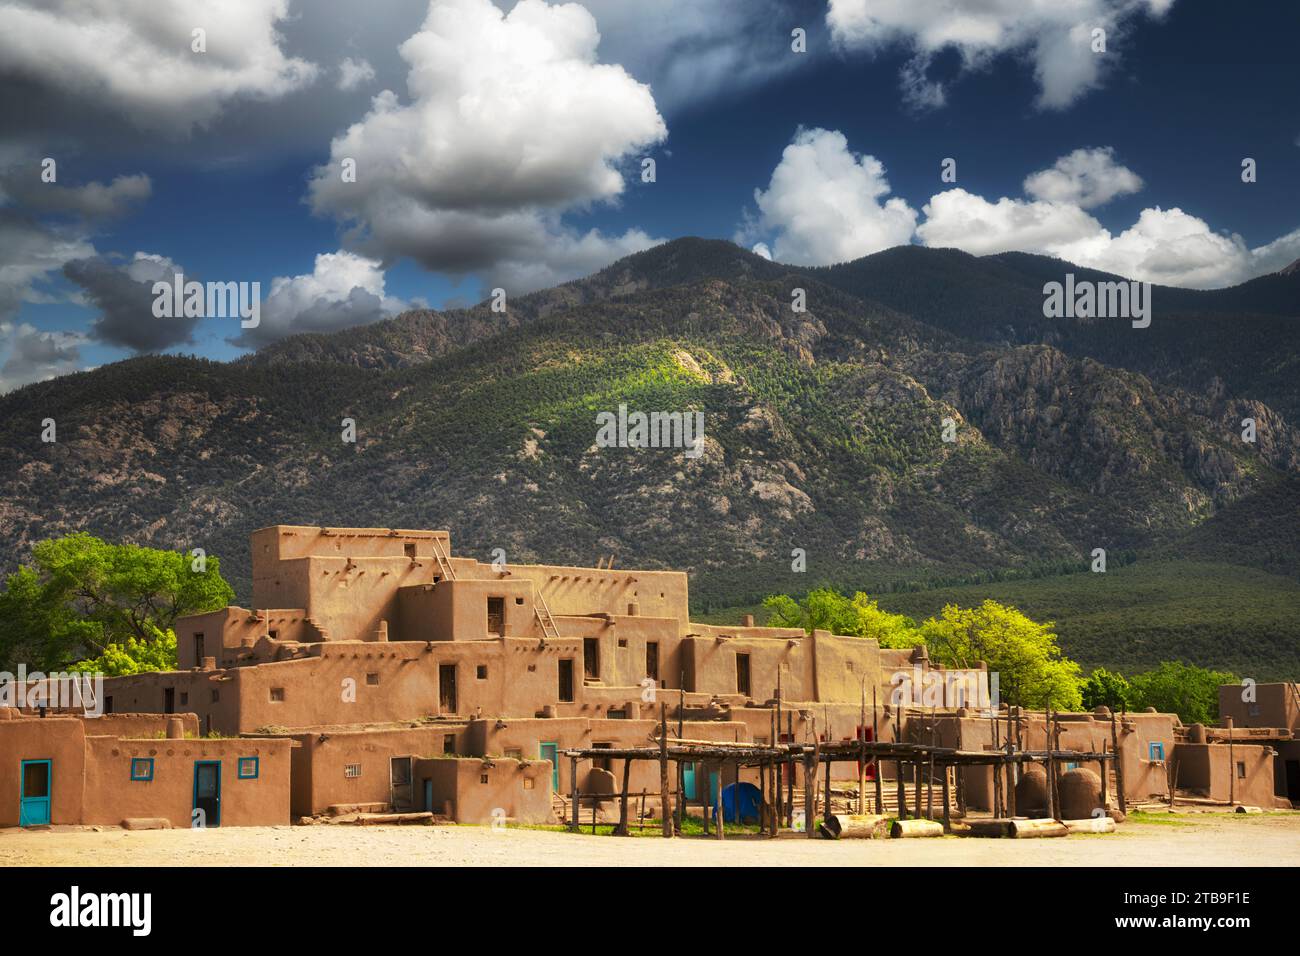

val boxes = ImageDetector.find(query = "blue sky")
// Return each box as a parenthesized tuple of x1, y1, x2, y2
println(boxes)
(1, 0, 1297, 390)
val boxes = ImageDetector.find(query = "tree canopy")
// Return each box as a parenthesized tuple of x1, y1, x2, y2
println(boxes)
(763, 588, 924, 649)
(0, 533, 233, 671)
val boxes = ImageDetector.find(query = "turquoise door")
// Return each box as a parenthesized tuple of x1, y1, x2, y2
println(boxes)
(20, 760, 51, 826)
(193, 761, 221, 828)
(539, 742, 559, 792)
(683, 763, 696, 800)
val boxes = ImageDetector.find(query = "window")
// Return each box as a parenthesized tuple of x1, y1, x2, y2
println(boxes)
(592, 742, 612, 772)
(558, 659, 575, 702)
(583, 638, 599, 680)
(443, 734, 457, 755)
(480, 774, 489, 784)
(105, 696, 113, 714)
(405, 542, 417, 558)
(130, 758, 154, 782)
(238, 756, 259, 779)
(476, 665, 488, 680)
(515, 597, 524, 605)
(504, 748, 522, 760)
(366, 673, 379, 686)
(211, 689, 220, 703)
(1148, 742, 1165, 761)
(268, 630, 278, 641)
(617, 638, 628, 648)
(270, 687, 285, 702)
(736, 652, 751, 696)
(1236, 762, 1246, 778)
(487, 596, 505, 635)
(344, 764, 362, 778)
(194, 633, 205, 664)
(523, 778, 535, 790)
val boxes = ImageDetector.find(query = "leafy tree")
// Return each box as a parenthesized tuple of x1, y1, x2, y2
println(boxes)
(0, 533, 233, 671)
(1127, 661, 1237, 725)
(1081, 667, 1132, 711)
(921, 600, 1083, 709)
(68, 626, 178, 676)
(763, 588, 924, 648)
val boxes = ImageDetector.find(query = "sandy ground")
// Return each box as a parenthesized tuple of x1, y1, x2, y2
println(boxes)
(3, 812, 1298, 866)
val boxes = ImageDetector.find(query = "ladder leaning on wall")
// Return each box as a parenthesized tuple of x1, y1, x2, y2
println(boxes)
(429, 535, 457, 581)
(534, 587, 561, 641)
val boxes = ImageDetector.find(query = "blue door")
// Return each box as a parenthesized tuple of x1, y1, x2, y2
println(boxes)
(193, 761, 221, 827)
(20, 760, 51, 827)
(539, 743, 559, 793)
(683, 763, 696, 800)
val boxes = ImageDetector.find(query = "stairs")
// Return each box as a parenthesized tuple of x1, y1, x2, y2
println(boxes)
(534, 587, 561, 641)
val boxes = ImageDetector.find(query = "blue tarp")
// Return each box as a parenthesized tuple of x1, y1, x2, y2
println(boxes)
(719, 781, 763, 824)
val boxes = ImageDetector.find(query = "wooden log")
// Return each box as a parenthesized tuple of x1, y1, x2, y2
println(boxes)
(714, 761, 725, 840)
(941, 763, 951, 832)
(569, 755, 579, 832)
(965, 818, 1013, 838)
(1009, 818, 1068, 839)
(820, 813, 889, 840)
(1063, 817, 1116, 834)
(616, 756, 632, 836)
(890, 818, 943, 839)
(658, 703, 672, 838)
(873, 688, 883, 814)
(1110, 711, 1127, 815)
(803, 752, 815, 838)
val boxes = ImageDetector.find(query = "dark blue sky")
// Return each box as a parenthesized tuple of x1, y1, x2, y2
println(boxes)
(2, 0, 1296, 386)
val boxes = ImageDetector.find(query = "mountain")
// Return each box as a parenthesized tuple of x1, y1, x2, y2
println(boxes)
(2, 238, 1297, 674)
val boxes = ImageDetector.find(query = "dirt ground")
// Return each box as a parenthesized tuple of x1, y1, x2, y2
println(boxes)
(3, 812, 1298, 866)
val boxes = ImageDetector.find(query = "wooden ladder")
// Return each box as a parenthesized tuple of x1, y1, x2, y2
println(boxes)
(429, 535, 457, 581)
(534, 587, 561, 641)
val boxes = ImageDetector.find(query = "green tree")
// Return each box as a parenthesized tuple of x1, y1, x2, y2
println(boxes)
(0, 533, 233, 671)
(763, 588, 924, 648)
(920, 600, 1083, 709)
(1127, 661, 1237, 725)
(1081, 667, 1132, 711)
(68, 626, 178, 676)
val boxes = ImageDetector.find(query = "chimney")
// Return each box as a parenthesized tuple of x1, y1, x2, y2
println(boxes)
(166, 717, 185, 739)
(741, 614, 755, 627)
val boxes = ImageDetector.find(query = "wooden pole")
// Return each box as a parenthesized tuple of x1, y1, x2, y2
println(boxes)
(658, 703, 672, 838)
(1006, 707, 1017, 818)
(858, 682, 867, 814)
(786, 712, 794, 827)
(927, 708, 936, 820)
(1226, 716, 1236, 807)
(1110, 710, 1127, 815)
(895, 706, 906, 819)
(714, 761, 725, 840)
(569, 755, 579, 832)
(872, 687, 883, 814)
(616, 756, 632, 836)
(803, 752, 815, 838)
(941, 761, 951, 832)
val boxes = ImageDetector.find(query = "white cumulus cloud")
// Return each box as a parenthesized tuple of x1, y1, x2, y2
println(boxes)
(826, 0, 1176, 110)
(337, 57, 376, 91)
(0, 0, 317, 132)
(741, 127, 917, 266)
(1022, 147, 1143, 209)
(308, 0, 668, 294)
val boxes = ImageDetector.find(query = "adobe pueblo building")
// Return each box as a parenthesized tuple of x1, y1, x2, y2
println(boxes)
(2, 525, 1294, 833)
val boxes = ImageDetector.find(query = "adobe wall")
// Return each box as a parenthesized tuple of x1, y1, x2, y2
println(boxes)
(1175, 743, 1277, 807)
(101, 669, 241, 737)
(1218, 683, 1299, 732)
(0, 715, 85, 826)
(509, 564, 689, 627)
(81, 736, 291, 827)
(287, 724, 467, 817)
(421, 756, 553, 824)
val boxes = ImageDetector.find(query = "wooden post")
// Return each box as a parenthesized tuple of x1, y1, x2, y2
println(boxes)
(769, 760, 778, 836)
(803, 752, 815, 838)
(676, 688, 685, 833)
(896, 758, 907, 820)
(616, 756, 632, 836)
(1226, 716, 1236, 807)
(1110, 710, 1127, 815)
(941, 762, 951, 832)
(786, 712, 794, 827)
(714, 761, 725, 840)
(872, 687, 883, 814)
(569, 754, 579, 832)
(927, 709, 936, 820)
(858, 683, 867, 814)
(1006, 708, 1017, 818)
(658, 703, 672, 838)
(913, 755, 922, 819)
(824, 749, 833, 820)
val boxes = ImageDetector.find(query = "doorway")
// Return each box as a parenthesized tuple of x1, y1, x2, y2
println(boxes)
(736, 653, 751, 696)
(1286, 760, 1300, 800)
(646, 641, 659, 683)
(583, 637, 599, 680)
(192, 761, 221, 828)
(487, 597, 504, 635)
(19, 759, 51, 827)
(164, 687, 175, 714)
(558, 659, 574, 702)
(539, 742, 559, 792)
(439, 664, 457, 713)
(390, 756, 413, 811)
